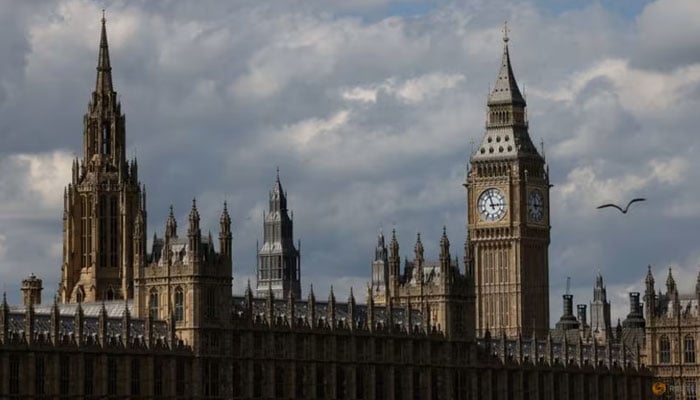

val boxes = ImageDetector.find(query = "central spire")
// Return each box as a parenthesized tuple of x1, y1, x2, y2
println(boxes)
(95, 12, 113, 95)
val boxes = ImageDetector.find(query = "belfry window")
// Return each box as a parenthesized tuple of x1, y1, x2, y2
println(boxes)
(660, 335, 671, 364)
(102, 124, 110, 155)
(175, 287, 184, 322)
(685, 335, 696, 363)
(149, 289, 159, 319)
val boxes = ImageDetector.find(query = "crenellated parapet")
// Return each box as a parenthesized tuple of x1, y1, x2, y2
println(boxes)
(477, 334, 645, 371)
(0, 300, 188, 353)
(232, 291, 438, 336)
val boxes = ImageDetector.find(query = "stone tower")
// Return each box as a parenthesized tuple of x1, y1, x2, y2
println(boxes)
(590, 272, 611, 341)
(370, 231, 389, 297)
(21, 274, 43, 306)
(466, 26, 550, 338)
(256, 170, 301, 299)
(60, 16, 143, 303)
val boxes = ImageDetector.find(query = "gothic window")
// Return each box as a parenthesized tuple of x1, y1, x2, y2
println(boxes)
(295, 366, 305, 398)
(660, 335, 671, 364)
(375, 369, 384, 399)
(337, 367, 346, 400)
(431, 369, 439, 400)
(175, 287, 184, 322)
(84, 356, 95, 395)
(102, 124, 110, 155)
(9, 355, 19, 395)
(233, 362, 241, 397)
(316, 367, 326, 399)
(275, 366, 285, 398)
(109, 196, 118, 267)
(207, 289, 218, 320)
(131, 358, 141, 395)
(81, 196, 91, 266)
(253, 363, 263, 398)
(153, 359, 163, 396)
(99, 195, 107, 268)
(685, 335, 696, 363)
(356, 367, 365, 400)
(59, 355, 70, 395)
(203, 360, 219, 397)
(176, 358, 185, 395)
(687, 381, 698, 400)
(35, 356, 45, 395)
(149, 289, 159, 319)
(394, 368, 402, 400)
(107, 357, 118, 395)
(106, 287, 114, 300)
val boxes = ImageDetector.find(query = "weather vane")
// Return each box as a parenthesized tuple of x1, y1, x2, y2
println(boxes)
(502, 21, 509, 43)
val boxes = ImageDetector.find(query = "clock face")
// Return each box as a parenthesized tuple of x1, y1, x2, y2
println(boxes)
(527, 189, 544, 222)
(478, 188, 507, 221)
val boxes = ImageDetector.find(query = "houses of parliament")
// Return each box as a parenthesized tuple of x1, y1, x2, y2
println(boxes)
(4, 15, 697, 400)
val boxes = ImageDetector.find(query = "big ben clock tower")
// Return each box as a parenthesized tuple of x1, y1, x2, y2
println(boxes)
(466, 26, 550, 338)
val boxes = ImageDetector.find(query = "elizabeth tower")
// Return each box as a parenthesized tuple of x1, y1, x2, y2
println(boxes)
(466, 29, 550, 338)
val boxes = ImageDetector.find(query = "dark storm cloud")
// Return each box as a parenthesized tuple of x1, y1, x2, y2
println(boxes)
(0, 0, 699, 325)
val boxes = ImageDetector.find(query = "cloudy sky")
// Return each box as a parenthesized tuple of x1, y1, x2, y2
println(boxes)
(1, 0, 699, 326)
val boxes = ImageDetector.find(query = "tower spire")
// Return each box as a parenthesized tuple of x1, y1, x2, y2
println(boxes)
(488, 21, 524, 106)
(96, 12, 113, 94)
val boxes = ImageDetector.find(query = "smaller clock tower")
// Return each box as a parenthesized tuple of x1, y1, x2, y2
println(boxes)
(466, 25, 550, 338)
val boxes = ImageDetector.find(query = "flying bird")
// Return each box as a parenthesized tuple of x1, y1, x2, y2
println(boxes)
(596, 198, 646, 214)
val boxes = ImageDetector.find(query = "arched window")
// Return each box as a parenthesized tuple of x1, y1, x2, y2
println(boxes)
(106, 287, 114, 301)
(660, 335, 671, 364)
(685, 335, 696, 363)
(175, 287, 184, 322)
(149, 289, 159, 320)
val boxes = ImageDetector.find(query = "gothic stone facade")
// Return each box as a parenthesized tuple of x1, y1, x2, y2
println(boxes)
(644, 267, 700, 399)
(0, 17, 658, 399)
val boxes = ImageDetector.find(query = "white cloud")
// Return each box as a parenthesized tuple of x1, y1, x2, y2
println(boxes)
(288, 109, 351, 147)
(341, 72, 465, 104)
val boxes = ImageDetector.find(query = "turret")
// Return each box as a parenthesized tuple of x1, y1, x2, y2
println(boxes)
(187, 199, 201, 273)
(308, 284, 316, 328)
(348, 288, 356, 331)
(25, 301, 35, 345)
(122, 302, 131, 347)
(328, 286, 336, 329)
(266, 282, 275, 327)
(244, 280, 254, 322)
(388, 229, 400, 291)
(439, 226, 450, 280)
(644, 266, 655, 320)
(75, 301, 84, 346)
(21, 273, 43, 306)
(371, 231, 389, 296)
(219, 201, 232, 259)
(666, 267, 676, 296)
(50, 298, 60, 345)
(98, 302, 108, 347)
(287, 288, 296, 327)
(165, 205, 177, 240)
(413, 233, 424, 283)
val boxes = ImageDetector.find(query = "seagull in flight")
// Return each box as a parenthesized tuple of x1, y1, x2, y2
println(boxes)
(596, 198, 646, 214)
